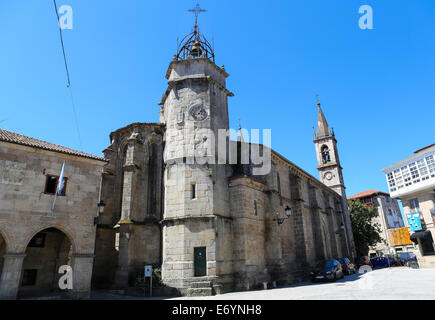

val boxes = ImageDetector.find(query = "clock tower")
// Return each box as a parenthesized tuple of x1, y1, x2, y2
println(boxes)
(159, 5, 234, 294)
(313, 100, 356, 259)
(313, 101, 345, 195)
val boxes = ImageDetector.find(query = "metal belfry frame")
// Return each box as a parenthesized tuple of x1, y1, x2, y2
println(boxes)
(176, 4, 215, 62)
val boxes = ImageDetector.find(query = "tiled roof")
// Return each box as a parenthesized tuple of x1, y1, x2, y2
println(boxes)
(348, 189, 389, 199)
(414, 143, 435, 154)
(0, 128, 105, 161)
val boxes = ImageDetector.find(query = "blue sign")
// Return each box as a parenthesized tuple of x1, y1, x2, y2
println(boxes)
(407, 212, 422, 231)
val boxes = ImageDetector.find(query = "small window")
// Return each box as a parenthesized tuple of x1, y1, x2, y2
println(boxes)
(192, 184, 196, 199)
(28, 233, 46, 248)
(22, 269, 37, 286)
(409, 198, 420, 211)
(44, 175, 58, 194)
(254, 200, 258, 216)
(44, 175, 67, 196)
(321, 145, 331, 164)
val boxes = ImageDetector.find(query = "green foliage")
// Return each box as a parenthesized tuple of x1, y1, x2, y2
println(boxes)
(348, 199, 383, 257)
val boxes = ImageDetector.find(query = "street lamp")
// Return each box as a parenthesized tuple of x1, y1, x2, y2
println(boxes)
(336, 222, 345, 234)
(95, 200, 106, 225)
(273, 206, 292, 225)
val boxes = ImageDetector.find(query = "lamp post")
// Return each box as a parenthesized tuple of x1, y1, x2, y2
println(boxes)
(273, 206, 292, 225)
(95, 200, 105, 225)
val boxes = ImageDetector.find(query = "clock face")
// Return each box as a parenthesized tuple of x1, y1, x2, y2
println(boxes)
(324, 172, 333, 181)
(189, 104, 208, 121)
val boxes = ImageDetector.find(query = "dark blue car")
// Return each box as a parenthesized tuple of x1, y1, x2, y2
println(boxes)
(310, 260, 344, 282)
(370, 256, 390, 268)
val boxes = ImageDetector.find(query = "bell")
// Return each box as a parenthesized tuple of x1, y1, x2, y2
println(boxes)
(190, 41, 202, 57)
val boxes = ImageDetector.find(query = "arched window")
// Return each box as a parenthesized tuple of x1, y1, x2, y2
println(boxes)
(321, 145, 331, 164)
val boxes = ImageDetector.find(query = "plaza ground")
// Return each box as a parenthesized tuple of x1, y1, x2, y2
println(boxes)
(88, 267, 435, 300)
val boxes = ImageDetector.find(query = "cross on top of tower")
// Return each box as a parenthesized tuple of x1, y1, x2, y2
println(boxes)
(315, 93, 320, 106)
(175, 3, 215, 62)
(188, 4, 206, 27)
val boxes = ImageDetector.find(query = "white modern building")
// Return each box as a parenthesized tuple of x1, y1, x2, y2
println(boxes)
(382, 143, 435, 268)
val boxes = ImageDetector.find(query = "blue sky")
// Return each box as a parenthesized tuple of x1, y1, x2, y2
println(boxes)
(0, 0, 434, 202)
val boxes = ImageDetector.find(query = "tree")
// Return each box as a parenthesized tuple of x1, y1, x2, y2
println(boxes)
(348, 199, 383, 257)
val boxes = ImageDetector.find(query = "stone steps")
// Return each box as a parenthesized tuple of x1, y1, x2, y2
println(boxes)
(185, 287, 213, 297)
(190, 281, 212, 288)
(185, 281, 214, 296)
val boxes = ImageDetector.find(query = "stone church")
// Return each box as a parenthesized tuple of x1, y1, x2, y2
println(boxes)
(92, 16, 356, 295)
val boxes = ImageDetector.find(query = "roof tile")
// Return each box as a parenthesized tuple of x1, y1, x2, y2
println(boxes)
(0, 128, 105, 161)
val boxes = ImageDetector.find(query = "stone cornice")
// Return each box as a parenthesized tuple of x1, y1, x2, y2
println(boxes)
(228, 175, 266, 191)
(313, 135, 337, 143)
(317, 162, 343, 170)
(164, 58, 229, 80)
(159, 75, 234, 106)
(160, 214, 232, 225)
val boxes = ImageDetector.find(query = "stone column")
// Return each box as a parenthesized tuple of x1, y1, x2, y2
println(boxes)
(120, 130, 143, 223)
(289, 172, 308, 279)
(71, 253, 95, 300)
(307, 183, 325, 262)
(0, 253, 26, 300)
(113, 224, 133, 289)
(264, 190, 286, 283)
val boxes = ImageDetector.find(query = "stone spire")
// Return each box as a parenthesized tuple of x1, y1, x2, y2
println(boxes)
(316, 101, 331, 139)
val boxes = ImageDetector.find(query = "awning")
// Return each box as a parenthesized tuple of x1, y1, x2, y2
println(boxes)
(410, 230, 432, 244)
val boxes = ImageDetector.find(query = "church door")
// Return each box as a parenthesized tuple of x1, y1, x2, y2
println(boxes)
(194, 247, 206, 277)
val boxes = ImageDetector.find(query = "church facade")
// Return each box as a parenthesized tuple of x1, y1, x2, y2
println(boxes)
(92, 20, 356, 296)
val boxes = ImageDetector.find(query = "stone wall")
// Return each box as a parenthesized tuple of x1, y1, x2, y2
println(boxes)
(229, 177, 268, 290)
(0, 141, 105, 299)
(95, 123, 164, 290)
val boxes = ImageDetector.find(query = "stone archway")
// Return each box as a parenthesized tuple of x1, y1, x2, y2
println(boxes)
(17, 228, 73, 299)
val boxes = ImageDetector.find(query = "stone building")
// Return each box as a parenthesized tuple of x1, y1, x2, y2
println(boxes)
(382, 143, 435, 267)
(0, 129, 106, 299)
(94, 17, 356, 295)
(348, 189, 414, 256)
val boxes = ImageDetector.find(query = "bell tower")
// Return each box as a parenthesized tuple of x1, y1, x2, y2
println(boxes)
(313, 100, 345, 196)
(159, 5, 234, 294)
(313, 99, 356, 259)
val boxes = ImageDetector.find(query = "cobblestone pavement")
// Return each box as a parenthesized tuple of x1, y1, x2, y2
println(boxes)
(167, 267, 435, 300)
(68, 267, 435, 300)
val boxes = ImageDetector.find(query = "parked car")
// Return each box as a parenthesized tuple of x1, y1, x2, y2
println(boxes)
(357, 256, 372, 268)
(370, 256, 390, 268)
(399, 252, 417, 266)
(399, 252, 418, 267)
(384, 254, 404, 267)
(337, 257, 356, 275)
(310, 259, 344, 282)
